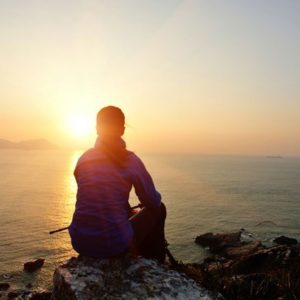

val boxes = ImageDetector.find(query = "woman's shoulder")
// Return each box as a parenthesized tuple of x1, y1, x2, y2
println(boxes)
(76, 148, 105, 166)
(126, 152, 147, 170)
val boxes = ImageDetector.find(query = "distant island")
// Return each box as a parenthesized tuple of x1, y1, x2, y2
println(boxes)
(0, 138, 57, 150)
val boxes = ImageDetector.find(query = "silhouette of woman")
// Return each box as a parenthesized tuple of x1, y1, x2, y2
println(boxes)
(69, 106, 166, 262)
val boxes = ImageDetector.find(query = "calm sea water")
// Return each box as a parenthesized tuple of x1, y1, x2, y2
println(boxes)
(0, 150, 300, 290)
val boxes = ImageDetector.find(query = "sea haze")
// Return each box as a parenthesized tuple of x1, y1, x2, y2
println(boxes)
(0, 150, 299, 289)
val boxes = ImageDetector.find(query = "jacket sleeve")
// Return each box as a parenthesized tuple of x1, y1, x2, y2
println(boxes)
(131, 155, 161, 209)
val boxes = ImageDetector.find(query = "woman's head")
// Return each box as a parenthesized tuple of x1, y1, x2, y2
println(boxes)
(96, 106, 125, 137)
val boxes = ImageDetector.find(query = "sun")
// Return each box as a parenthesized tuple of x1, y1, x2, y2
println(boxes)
(67, 113, 93, 138)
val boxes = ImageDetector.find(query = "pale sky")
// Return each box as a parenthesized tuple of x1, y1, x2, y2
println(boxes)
(0, 0, 299, 155)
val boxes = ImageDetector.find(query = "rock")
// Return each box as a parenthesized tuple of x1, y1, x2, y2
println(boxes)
(240, 229, 255, 243)
(7, 291, 20, 298)
(24, 259, 45, 273)
(23, 288, 31, 295)
(232, 245, 300, 274)
(195, 231, 241, 247)
(195, 231, 242, 255)
(195, 231, 264, 259)
(187, 231, 300, 299)
(274, 235, 298, 246)
(25, 283, 33, 289)
(225, 241, 263, 258)
(52, 255, 216, 300)
(0, 283, 10, 291)
(30, 291, 52, 300)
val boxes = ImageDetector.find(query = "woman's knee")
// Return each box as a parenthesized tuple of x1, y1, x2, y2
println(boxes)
(151, 202, 166, 220)
(160, 202, 167, 219)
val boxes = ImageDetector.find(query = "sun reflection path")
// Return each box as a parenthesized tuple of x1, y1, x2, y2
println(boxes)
(64, 150, 82, 218)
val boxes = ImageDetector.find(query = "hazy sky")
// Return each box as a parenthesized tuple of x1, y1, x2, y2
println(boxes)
(0, 0, 299, 155)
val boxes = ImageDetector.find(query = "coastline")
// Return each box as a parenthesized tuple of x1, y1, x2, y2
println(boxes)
(1, 230, 299, 299)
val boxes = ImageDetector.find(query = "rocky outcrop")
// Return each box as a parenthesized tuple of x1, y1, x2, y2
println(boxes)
(195, 231, 263, 258)
(52, 255, 217, 300)
(184, 232, 300, 300)
(195, 231, 242, 249)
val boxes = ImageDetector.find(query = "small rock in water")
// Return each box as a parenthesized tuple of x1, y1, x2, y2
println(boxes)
(273, 236, 298, 246)
(24, 259, 45, 273)
(0, 283, 10, 291)
(195, 231, 242, 255)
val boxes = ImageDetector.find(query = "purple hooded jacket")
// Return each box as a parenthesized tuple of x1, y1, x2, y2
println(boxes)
(69, 137, 161, 258)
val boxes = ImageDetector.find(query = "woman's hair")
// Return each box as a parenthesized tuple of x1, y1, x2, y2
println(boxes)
(97, 106, 125, 137)
(96, 106, 131, 167)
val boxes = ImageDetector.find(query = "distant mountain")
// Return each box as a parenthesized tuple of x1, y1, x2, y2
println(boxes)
(0, 139, 15, 148)
(0, 138, 57, 150)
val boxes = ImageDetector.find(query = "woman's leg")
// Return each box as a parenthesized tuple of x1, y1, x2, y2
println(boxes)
(129, 203, 167, 263)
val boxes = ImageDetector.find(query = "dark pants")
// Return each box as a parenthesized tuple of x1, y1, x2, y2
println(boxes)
(129, 203, 167, 263)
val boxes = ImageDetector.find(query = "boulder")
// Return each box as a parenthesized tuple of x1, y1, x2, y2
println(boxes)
(273, 235, 298, 246)
(52, 255, 216, 300)
(24, 259, 45, 273)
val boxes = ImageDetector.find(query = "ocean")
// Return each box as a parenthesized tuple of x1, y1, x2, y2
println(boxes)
(0, 149, 299, 290)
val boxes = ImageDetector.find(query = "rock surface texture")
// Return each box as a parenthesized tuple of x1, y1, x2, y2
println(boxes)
(52, 255, 215, 300)
(185, 232, 300, 299)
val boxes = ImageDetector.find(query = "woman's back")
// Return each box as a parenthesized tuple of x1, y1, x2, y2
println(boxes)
(69, 145, 134, 258)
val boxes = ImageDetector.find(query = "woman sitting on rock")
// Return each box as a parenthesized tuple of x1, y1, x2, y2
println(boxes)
(69, 106, 166, 263)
